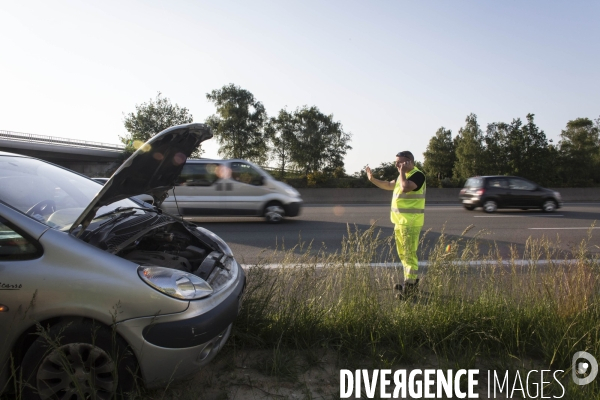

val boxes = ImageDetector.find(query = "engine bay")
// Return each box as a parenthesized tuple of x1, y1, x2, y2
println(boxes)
(81, 211, 231, 284)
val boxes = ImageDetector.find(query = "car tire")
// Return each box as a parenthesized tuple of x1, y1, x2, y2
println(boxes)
(483, 200, 497, 213)
(264, 201, 285, 223)
(464, 205, 475, 211)
(21, 320, 138, 400)
(542, 200, 557, 213)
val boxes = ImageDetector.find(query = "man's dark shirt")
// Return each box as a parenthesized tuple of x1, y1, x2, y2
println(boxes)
(407, 171, 425, 191)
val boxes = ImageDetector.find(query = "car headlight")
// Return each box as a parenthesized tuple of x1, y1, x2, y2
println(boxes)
(138, 266, 213, 300)
(196, 227, 233, 257)
(285, 187, 300, 197)
(553, 191, 562, 200)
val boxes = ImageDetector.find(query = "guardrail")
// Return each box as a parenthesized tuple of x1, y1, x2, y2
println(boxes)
(0, 130, 125, 152)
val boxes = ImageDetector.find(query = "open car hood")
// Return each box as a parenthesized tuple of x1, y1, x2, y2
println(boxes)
(69, 123, 212, 234)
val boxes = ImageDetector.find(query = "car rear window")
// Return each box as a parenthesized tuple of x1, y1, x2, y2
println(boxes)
(464, 178, 483, 189)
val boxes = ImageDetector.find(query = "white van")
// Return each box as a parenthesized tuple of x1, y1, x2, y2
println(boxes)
(161, 159, 303, 222)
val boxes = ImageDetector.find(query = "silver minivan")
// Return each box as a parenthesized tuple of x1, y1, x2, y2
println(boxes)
(0, 124, 245, 399)
(161, 159, 303, 223)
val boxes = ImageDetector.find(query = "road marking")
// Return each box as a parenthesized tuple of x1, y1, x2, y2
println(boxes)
(474, 215, 564, 218)
(528, 227, 599, 230)
(241, 259, 586, 269)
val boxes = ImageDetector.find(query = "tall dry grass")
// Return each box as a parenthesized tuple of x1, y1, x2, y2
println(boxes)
(233, 223, 600, 398)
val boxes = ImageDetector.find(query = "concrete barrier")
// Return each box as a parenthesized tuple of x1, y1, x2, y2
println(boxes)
(297, 188, 600, 204)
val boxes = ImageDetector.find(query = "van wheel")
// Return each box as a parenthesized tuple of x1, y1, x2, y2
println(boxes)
(542, 200, 557, 213)
(264, 202, 285, 223)
(483, 200, 497, 213)
(21, 320, 138, 400)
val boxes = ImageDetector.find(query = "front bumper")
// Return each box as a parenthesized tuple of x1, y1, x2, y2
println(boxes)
(116, 262, 245, 387)
(284, 200, 302, 217)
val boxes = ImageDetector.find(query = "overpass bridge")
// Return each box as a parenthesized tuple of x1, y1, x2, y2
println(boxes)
(0, 130, 125, 176)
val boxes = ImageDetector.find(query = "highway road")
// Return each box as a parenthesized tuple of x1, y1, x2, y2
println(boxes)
(187, 203, 600, 264)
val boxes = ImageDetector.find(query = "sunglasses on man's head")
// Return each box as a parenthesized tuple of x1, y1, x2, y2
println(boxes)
(396, 151, 414, 160)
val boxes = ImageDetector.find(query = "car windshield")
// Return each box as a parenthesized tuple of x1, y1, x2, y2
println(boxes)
(244, 160, 272, 179)
(0, 156, 139, 231)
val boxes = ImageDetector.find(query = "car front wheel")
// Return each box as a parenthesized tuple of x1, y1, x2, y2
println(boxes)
(264, 201, 285, 223)
(21, 320, 138, 400)
(542, 200, 557, 213)
(483, 200, 497, 213)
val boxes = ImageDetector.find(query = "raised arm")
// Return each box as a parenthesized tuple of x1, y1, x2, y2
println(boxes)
(366, 165, 395, 191)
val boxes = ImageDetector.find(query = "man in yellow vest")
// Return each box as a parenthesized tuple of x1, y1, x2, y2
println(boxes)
(366, 151, 426, 298)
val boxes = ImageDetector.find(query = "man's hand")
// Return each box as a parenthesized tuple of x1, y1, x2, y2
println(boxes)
(366, 165, 373, 181)
(398, 160, 414, 173)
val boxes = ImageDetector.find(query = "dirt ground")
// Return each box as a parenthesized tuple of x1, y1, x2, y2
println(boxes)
(145, 348, 522, 400)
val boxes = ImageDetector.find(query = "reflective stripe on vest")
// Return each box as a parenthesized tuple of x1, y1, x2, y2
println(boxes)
(390, 167, 426, 226)
(393, 193, 426, 199)
(391, 208, 425, 213)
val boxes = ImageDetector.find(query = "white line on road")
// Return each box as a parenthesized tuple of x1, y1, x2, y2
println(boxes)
(241, 259, 586, 269)
(474, 215, 564, 218)
(528, 227, 599, 230)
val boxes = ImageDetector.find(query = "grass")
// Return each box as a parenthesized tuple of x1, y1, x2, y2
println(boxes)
(231, 223, 600, 398)
(3, 223, 599, 399)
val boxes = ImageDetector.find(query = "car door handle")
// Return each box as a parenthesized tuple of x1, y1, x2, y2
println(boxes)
(215, 183, 223, 191)
(226, 183, 232, 191)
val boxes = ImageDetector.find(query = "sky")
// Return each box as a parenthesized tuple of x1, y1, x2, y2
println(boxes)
(1, 0, 599, 174)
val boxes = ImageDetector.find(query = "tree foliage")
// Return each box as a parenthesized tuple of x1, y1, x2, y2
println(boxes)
(422, 112, 600, 188)
(289, 106, 352, 177)
(121, 92, 196, 155)
(558, 117, 600, 186)
(512, 114, 550, 183)
(265, 109, 296, 178)
(205, 84, 268, 164)
(453, 114, 485, 181)
(423, 127, 456, 187)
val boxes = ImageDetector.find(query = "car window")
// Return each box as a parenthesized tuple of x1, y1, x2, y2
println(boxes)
(487, 178, 508, 189)
(464, 177, 483, 188)
(0, 217, 42, 260)
(509, 178, 536, 190)
(230, 162, 264, 186)
(176, 163, 222, 186)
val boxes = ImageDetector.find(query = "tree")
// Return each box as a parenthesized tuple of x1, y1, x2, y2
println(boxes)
(558, 117, 600, 186)
(265, 109, 297, 178)
(423, 127, 456, 187)
(482, 114, 550, 183)
(121, 92, 196, 155)
(289, 106, 352, 177)
(205, 84, 268, 164)
(453, 114, 485, 181)
(482, 121, 511, 176)
(512, 114, 549, 183)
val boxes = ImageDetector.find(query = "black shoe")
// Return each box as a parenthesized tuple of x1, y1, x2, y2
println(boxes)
(394, 279, 419, 299)
(404, 279, 419, 297)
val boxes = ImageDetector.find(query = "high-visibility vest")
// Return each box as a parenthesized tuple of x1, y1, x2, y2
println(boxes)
(390, 167, 426, 226)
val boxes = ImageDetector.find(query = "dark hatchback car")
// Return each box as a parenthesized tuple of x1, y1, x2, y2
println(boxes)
(459, 176, 562, 213)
